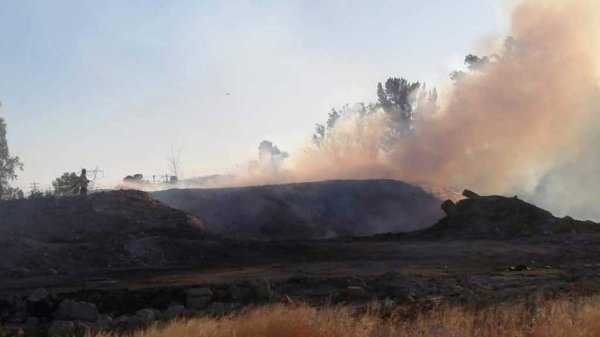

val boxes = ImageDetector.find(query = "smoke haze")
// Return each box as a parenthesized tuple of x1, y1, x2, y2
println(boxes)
(229, 0, 600, 220)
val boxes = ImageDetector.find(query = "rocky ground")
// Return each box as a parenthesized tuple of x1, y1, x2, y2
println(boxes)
(1, 181, 600, 336)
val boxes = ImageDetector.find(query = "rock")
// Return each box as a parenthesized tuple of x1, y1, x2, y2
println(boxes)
(136, 308, 160, 323)
(116, 316, 143, 330)
(462, 189, 480, 199)
(47, 321, 75, 337)
(206, 302, 228, 315)
(53, 299, 99, 322)
(228, 285, 248, 303)
(441, 200, 457, 217)
(163, 304, 185, 320)
(11, 298, 28, 322)
(93, 314, 113, 331)
(5, 294, 22, 307)
(2, 326, 25, 337)
(344, 286, 369, 299)
(26, 289, 54, 319)
(186, 287, 213, 310)
(25, 317, 40, 337)
(73, 321, 91, 336)
(27, 289, 49, 303)
(250, 279, 272, 302)
(515, 264, 529, 271)
(186, 287, 213, 297)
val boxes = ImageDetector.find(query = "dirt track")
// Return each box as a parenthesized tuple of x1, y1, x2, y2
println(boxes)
(3, 234, 599, 302)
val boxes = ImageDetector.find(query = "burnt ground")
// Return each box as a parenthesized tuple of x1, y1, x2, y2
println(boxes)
(2, 183, 600, 335)
(3, 234, 600, 310)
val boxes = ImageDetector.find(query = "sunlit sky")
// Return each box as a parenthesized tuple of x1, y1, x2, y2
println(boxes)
(0, 0, 513, 191)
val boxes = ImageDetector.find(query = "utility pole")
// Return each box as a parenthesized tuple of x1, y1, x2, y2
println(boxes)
(87, 166, 104, 191)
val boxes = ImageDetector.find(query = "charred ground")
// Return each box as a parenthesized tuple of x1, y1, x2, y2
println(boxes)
(2, 180, 600, 336)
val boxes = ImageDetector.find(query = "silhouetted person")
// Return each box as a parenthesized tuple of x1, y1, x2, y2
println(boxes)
(79, 169, 91, 195)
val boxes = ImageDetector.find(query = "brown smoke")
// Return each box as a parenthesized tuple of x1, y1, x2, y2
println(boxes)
(268, 0, 600, 197)
(214, 0, 600, 219)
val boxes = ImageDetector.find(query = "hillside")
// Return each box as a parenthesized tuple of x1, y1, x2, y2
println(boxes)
(0, 190, 205, 277)
(153, 179, 444, 239)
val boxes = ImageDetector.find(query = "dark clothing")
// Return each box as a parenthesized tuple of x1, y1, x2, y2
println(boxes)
(79, 173, 90, 195)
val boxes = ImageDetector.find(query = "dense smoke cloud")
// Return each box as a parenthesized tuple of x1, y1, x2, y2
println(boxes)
(234, 0, 600, 219)
(176, 0, 600, 221)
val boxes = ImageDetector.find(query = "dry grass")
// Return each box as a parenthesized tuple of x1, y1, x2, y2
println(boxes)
(97, 297, 600, 337)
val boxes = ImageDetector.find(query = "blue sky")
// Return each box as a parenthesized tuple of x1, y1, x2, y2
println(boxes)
(0, 0, 512, 190)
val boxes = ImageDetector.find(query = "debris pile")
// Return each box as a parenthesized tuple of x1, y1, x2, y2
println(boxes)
(426, 190, 600, 238)
(153, 179, 444, 239)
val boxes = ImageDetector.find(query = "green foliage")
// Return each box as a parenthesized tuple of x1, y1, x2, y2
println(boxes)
(0, 117, 24, 201)
(377, 78, 421, 122)
(450, 37, 522, 83)
(313, 103, 378, 147)
(52, 172, 80, 195)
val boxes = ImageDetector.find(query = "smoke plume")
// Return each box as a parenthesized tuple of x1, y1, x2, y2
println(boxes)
(232, 0, 600, 219)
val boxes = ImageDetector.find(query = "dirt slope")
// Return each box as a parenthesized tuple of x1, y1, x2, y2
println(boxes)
(0, 190, 205, 277)
(153, 179, 444, 239)
(424, 191, 600, 238)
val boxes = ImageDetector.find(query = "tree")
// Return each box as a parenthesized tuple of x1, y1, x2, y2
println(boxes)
(377, 77, 421, 136)
(52, 172, 79, 195)
(313, 103, 378, 147)
(166, 146, 182, 179)
(0, 116, 24, 201)
(450, 37, 521, 83)
(259, 140, 289, 168)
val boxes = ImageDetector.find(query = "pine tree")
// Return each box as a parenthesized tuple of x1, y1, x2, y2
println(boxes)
(0, 116, 24, 200)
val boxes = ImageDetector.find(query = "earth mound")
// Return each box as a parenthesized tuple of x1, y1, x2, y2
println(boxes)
(425, 190, 600, 238)
(153, 179, 444, 239)
(0, 190, 205, 277)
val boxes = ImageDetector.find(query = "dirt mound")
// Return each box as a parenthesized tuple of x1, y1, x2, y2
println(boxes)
(0, 190, 205, 277)
(424, 190, 600, 238)
(153, 179, 444, 239)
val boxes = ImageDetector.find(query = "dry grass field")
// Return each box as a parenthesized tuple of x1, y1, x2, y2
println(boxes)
(96, 297, 600, 337)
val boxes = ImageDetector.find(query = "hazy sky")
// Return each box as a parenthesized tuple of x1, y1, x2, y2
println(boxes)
(0, 0, 512, 190)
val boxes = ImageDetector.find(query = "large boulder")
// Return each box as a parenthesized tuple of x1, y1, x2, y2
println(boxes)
(185, 287, 213, 310)
(162, 304, 185, 320)
(249, 279, 272, 302)
(47, 321, 75, 337)
(53, 300, 99, 322)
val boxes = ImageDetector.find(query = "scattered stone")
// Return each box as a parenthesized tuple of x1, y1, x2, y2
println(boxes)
(206, 302, 228, 315)
(25, 317, 40, 337)
(250, 279, 272, 302)
(47, 321, 75, 337)
(26, 288, 54, 318)
(2, 326, 25, 337)
(136, 308, 160, 323)
(514, 264, 529, 271)
(228, 285, 248, 303)
(53, 299, 99, 322)
(186, 287, 213, 310)
(163, 304, 185, 320)
(93, 314, 113, 331)
(344, 286, 369, 299)
(27, 288, 49, 303)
